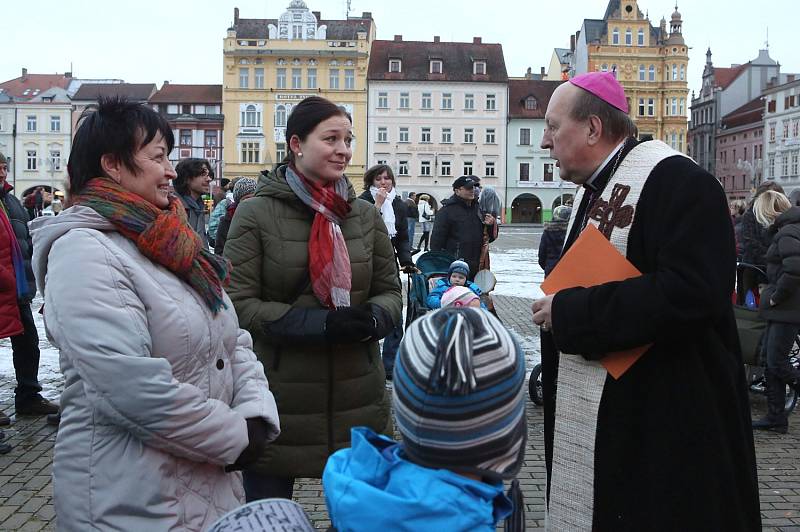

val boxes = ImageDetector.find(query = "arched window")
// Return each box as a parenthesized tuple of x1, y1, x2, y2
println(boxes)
(648, 64, 655, 81)
(639, 65, 646, 81)
(245, 104, 258, 127)
(680, 64, 685, 80)
(625, 29, 632, 45)
(637, 29, 644, 46)
(672, 64, 678, 80)
(601, 63, 608, 72)
(612, 28, 619, 45)
(275, 105, 287, 127)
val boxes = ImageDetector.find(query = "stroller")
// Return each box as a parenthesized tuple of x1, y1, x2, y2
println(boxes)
(405, 251, 455, 329)
(735, 263, 800, 414)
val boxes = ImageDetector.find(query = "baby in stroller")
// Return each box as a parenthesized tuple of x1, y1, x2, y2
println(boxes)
(427, 259, 486, 309)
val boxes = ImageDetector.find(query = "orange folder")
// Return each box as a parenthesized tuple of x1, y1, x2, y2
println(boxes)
(541, 224, 651, 379)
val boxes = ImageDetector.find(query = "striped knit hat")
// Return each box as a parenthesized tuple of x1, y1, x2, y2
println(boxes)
(448, 259, 470, 278)
(233, 177, 258, 203)
(393, 307, 526, 479)
(441, 285, 480, 308)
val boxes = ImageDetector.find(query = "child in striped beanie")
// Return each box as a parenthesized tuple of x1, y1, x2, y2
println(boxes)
(322, 308, 527, 532)
(426, 259, 485, 309)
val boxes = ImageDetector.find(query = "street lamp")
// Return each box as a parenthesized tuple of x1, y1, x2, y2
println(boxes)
(736, 158, 763, 195)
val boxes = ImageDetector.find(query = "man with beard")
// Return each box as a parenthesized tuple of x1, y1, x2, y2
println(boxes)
(531, 72, 759, 530)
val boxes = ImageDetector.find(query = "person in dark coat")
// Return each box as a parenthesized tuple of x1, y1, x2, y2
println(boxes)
(429, 176, 497, 280)
(405, 192, 417, 251)
(214, 177, 257, 256)
(0, 152, 59, 426)
(538, 205, 571, 277)
(174, 158, 212, 249)
(358, 164, 413, 379)
(751, 191, 800, 433)
(531, 72, 760, 530)
(739, 181, 785, 302)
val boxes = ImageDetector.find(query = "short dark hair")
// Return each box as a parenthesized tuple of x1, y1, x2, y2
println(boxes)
(363, 164, 395, 190)
(68, 97, 174, 195)
(570, 90, 637, 142)
(283, 96, 351, 166)
(173, 158, 211, 195)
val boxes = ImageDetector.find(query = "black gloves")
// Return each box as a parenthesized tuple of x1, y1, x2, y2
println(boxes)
(227, 417, 271, 471)
(325, 306, 377, 344)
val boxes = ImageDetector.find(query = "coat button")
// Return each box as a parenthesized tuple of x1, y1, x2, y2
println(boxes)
(216, 359, 224, 370)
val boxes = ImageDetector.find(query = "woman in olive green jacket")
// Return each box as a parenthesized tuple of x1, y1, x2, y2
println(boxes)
(224, 96, 402, 500)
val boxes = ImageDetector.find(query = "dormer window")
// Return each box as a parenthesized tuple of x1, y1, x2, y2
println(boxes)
(389, 59, 402, 73)
(525, 97, 538, 110)
(430, 60, 443, 74)
(473, 61, 486, 75)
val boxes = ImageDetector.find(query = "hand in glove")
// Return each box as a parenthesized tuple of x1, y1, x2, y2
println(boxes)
(325, 306, 377, 344)
(226, 417, 271, 472)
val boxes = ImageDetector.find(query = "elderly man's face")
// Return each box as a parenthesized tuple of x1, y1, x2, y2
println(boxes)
(541, 84, 592, 184)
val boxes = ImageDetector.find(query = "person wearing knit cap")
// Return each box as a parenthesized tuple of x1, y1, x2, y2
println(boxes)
(533, 72, 760, 528)
(440, 285, 481, 308)
(213, 177, 257, 256)
(426, 259, 484, 309)
(322, 307, 526, 532)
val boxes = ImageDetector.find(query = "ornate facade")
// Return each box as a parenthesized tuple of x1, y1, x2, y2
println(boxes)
(572, 0, 689, 152)
(222, 1, 375, 180)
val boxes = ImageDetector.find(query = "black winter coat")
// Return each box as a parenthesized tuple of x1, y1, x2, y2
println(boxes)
(544, 143, 760, 530)
(405, 199, 418, 220)
(358, 190, 413, 267)
(1, 183, 35, 302)
(538, 221, 567, 277)
(429, 195, 496, 279)
(740, 207, 771, 266)
(759, 206, 800, 324)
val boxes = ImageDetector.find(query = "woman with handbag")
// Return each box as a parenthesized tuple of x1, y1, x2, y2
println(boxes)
(752, 190, 800, 434)
(223, 96, 402, 500)
(416, 194, 435, 253)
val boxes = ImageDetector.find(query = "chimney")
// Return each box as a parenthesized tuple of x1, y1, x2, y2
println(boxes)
(312, 11, 321, 20)
(541, 66, 546, 76)
(526, 67, 532, 79)
(433, 36, 440, 43)
(361, 11, 372, 19)
(21, 67, 28, 78)
(64, 71, 72, 78)
(394, 34, 403, 42)
(473, 37, 482, 44)
(234, 7, 239, 24)
(570, 34, 576, 52)
(163, 80, 170, 87)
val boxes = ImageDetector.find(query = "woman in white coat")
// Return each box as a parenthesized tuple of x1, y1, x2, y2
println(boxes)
(30, 98, 280, 531)
(415, 194, 436, 253)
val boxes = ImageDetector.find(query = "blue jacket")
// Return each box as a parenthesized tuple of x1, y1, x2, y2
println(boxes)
(323, 427, 512, 532)
(426, 278, 484, 309)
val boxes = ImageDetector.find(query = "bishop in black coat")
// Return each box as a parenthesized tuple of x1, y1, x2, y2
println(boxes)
(534, 76, 760, 531)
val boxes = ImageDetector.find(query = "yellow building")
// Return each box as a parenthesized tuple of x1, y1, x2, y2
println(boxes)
(572, 1, 689, 152)
(222, 1, 375, 180)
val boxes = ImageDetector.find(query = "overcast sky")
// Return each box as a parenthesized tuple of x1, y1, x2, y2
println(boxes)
(3, 0, 798, 99)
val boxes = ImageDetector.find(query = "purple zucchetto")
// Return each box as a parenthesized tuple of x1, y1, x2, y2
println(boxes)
(569, 71, 629, 113)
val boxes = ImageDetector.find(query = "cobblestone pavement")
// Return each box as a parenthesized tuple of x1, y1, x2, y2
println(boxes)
(1, 295, 799, 530)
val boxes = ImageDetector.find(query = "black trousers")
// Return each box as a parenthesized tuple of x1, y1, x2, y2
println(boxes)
(10, 302, 42, 404)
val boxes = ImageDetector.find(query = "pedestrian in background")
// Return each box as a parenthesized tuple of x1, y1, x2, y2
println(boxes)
(358, 164, 414, 380)
(537, 204, 571, 277)
(430, 176, 497, 279)
(0, 152, 58, 426)
(323, 307, 527, 532)
(174, 158, 213, 249)
(30, 98, 280, 531)
(405, 191, 417, 251)
(751, 190, 800, 434)
(214, 177, 257, 256)
(415, 193, 435, 253)
(224, 96, 401, 501)
(740, 181, 785, 300)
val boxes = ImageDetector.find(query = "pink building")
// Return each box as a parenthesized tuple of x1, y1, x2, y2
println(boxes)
(716, 97, 765, 201)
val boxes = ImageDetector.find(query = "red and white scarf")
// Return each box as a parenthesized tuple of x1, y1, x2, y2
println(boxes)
(285, 164, 352, 308)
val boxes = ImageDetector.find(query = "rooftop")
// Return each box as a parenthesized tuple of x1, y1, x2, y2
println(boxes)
(71, 83, 156, 102)
(720, 96, 764, 130)
(0, 72, 73, 100)
(149, 84, 222, 104)
(508, 80, 563, 119)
